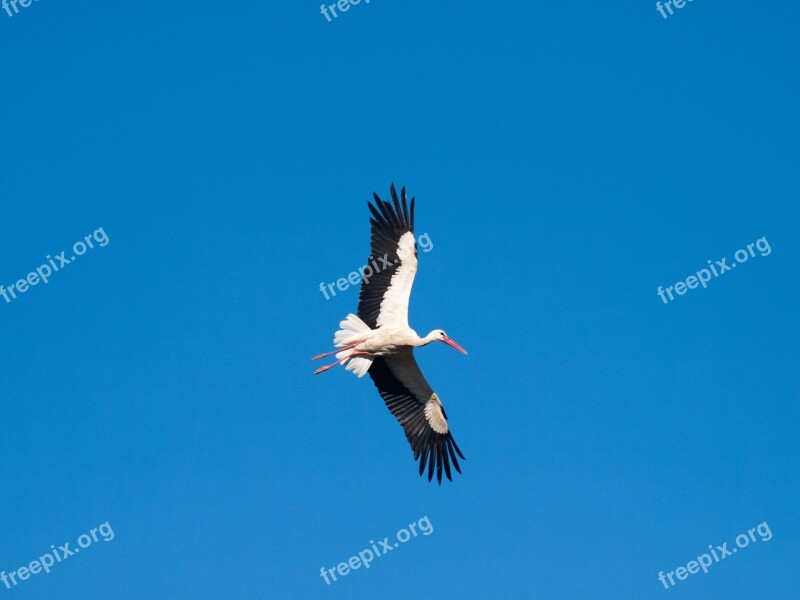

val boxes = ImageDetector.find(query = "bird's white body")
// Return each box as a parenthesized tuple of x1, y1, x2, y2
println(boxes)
(330, 314, 449, 377)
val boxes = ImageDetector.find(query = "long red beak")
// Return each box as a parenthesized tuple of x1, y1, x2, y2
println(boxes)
(442, 337, 468, 355)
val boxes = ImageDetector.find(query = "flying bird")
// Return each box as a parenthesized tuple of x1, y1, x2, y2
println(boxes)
(313, 184, 467, 484)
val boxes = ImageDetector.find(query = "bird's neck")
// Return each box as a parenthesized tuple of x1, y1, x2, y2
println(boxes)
(418, 331, 438, 346)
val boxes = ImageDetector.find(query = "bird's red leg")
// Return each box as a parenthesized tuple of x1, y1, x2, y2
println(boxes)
(311, 342, 358, 361)
(313, 351, 371, 375)
(313, 355, 350, 375)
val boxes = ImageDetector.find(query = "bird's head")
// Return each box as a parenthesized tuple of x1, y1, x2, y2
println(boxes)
(429, 330, 468, 355)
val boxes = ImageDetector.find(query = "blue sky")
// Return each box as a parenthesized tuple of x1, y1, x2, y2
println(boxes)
(1, 1, 798, 598)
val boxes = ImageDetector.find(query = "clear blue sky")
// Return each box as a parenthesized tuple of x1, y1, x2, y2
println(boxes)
(1, 1, 798, 598)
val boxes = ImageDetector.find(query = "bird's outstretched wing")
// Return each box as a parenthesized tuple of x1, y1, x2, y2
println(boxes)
(368, 350, 464, 483)
(357, 183, 417, 330)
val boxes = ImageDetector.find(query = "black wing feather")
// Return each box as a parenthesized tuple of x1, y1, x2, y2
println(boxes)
(357, 183, 415, 329)
(368, 356, 464, 484)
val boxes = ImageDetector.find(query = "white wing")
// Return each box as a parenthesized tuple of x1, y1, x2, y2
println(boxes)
(357, 184, 417, 330)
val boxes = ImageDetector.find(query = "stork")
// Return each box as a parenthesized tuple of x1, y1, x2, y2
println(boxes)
(313, 184, 468, 484)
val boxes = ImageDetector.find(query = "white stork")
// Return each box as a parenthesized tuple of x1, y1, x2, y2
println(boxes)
(313, 184, 468, 484)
